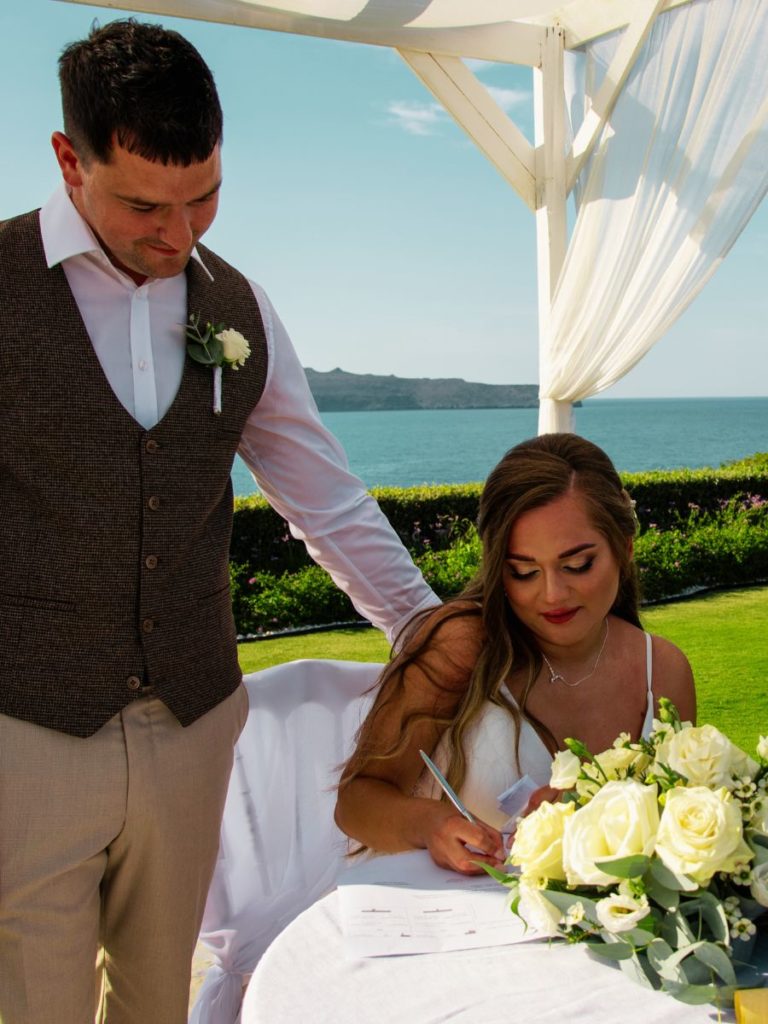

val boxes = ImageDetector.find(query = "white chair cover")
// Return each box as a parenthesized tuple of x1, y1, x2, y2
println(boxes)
(189, 658, 383, 1024)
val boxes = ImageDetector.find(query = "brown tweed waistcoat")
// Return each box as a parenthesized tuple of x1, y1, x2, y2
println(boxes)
(0, 211, 268, 736)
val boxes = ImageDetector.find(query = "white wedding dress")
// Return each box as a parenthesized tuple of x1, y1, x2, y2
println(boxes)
(413, 633, 656, 829)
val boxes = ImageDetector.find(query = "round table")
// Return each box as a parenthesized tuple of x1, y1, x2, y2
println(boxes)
(243, 890, 740, 1024)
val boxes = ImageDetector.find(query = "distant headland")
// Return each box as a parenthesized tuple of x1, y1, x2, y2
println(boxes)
(304, 367, 538, 412)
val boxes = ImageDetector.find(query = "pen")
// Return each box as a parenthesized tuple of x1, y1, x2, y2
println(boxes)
(419, 749, 477, 824)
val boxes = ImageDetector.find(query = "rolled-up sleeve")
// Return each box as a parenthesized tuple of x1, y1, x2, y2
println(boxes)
(237, 283, 440, 642)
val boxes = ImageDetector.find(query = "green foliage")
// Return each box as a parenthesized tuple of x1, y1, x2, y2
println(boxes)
(231, 495, 768, 634)
(414, 529, 481, 597)
(231, 562, 356, 634)
(230, 457, 768, 577)
(635, 495, 768, 602)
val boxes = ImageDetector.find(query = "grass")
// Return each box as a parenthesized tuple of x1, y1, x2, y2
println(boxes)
(642, 586, 768, 751)
(237, 586, 768, 753)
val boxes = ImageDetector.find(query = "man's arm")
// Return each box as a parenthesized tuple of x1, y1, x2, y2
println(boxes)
(237, 283, 440, 642)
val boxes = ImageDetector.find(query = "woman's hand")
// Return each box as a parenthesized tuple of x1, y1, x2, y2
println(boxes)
(523, 784, 560, 814)
(425, 806, 505, 875)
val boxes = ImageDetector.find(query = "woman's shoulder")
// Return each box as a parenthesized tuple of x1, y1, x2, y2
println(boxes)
(408, 599, 484, 642)
(401, 600, 486, 684)
(647, 631, 697, 723)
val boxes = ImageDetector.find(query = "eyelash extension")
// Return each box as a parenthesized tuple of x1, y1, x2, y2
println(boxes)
(565, 558, 595, 574)
(506, 556, 595, 581)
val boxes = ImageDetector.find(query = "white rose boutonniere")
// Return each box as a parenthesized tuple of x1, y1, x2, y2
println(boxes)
(186, 313, 251, 414)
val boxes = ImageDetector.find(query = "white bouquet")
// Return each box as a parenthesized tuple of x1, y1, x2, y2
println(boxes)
(487, 700, 768, 1007)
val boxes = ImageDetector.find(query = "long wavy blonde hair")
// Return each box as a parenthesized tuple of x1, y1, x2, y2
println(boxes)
(341, 433, 640, 796)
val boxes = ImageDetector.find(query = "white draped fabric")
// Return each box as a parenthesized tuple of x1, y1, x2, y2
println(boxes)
(189, 660, 381, 1024)
(539, 0, 768, 433)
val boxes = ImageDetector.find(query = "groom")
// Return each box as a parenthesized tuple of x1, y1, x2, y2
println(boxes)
(0, 18, 436, 1024)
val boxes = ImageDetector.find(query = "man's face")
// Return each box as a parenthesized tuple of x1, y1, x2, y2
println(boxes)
(52, 133, 221, 284)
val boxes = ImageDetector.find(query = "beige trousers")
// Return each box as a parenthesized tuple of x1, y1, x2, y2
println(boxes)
(0, 684, 249, 1024)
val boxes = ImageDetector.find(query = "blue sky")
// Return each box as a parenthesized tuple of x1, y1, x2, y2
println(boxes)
(3, 0, 766, 398)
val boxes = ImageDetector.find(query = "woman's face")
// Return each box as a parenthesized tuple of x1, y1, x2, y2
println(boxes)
(502, 489, 622, 652)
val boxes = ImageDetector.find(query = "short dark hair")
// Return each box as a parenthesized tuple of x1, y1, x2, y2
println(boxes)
(58, 19, 223, 165)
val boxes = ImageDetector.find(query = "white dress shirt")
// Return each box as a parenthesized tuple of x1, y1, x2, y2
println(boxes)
(39, 185, 438, 642)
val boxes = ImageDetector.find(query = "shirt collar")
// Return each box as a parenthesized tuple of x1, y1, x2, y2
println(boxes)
(39, 182, 214, 282)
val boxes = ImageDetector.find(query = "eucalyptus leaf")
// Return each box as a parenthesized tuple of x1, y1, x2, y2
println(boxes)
(692, 941, 737, 986)
(679, 892, 729, 944)
(594, 854, 650, 879)
(622, 926, 654, 949)
(618, 952, 656, 989)
(661, 980, 720, 1005)
(645, 937, 674, 968)
(585, 940, 634, 960)
(186, 343, 215, 366)
(541, 889, 598, 920)
(208, 336, 224, 364)
(661, 907, 695, 947)
(649, 857, 697, 892)
(644, 872, 680, 911)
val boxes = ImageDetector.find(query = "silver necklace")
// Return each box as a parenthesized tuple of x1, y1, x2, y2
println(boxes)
(541, 619, 610, 688)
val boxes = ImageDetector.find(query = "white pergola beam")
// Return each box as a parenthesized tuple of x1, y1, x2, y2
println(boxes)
(554, 0, 696, 49)
(566, 0, 667, 192)
(534, 25, 569, 429)
(54, 0, 547, 65)
(398, 50, 537, 211)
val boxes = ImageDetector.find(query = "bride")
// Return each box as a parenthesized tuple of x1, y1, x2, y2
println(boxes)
(335, 433, 695, 874)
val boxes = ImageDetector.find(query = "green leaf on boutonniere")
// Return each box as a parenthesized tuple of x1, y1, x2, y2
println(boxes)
(207, 334, 224, 365)
(187, 342, 216, 366)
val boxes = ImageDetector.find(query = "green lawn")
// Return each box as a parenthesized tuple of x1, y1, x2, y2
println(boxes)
(238, 586, 768, 754)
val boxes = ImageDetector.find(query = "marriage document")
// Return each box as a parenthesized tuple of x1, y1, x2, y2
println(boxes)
(337, 849, 540, 957)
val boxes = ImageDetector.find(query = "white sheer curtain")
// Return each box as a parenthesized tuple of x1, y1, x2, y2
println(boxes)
(538, 0, 768, 434)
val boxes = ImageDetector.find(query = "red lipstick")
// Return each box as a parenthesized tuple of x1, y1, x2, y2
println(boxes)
(542, 609, 578, 624)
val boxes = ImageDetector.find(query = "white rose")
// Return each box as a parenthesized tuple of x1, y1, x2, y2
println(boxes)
(655, 786, 753, 884)
(593, 746, 651, 780)
(750, 861, 768, 907)
(508, 800, 574, 881)
(217, 328, 250, 368)
(518, 880, 562, 938)
(595, 892, 650, 933)
(757, 736, 768, 761)
(654, 725, 758, 791)
(550, 750, 581, 790)
(562, 780, 659, 887)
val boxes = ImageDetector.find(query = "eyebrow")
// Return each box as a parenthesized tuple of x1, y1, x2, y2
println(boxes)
(115, 180, 222, 206)
(506, 542, 597, 562)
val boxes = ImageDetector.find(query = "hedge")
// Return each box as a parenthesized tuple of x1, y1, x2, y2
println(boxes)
(231, 491, 768, 636)
(230, 453, 768, 577)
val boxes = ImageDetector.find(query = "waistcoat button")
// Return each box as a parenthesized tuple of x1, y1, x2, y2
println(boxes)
(145, 439, 160, 453)
(126, 675, 142, 691)
(148, 496, 161, 511)
(145, 555, 158, 570)
(142, 618, 155, 634)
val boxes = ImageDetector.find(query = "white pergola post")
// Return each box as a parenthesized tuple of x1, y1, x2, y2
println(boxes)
(534, 26, 569, 434)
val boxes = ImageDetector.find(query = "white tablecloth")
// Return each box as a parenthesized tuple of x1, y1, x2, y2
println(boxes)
(243, 890, 747, 1024)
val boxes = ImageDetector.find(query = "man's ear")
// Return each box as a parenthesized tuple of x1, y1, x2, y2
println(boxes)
(51, 132, 84, 188)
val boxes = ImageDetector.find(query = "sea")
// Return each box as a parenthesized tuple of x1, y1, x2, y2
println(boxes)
(231, 396, 768, 496)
